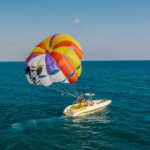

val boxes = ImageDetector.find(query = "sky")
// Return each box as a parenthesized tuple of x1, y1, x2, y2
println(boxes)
(0, 0, 150, 61)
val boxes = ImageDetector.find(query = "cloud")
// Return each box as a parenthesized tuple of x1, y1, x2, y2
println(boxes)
(71, 17, 80, 25)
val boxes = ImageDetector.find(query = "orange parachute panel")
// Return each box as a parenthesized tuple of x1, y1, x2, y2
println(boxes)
(51, 52, 78, 83)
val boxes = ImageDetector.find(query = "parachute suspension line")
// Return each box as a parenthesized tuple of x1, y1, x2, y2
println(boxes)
(68, 83, 79, 97)
(61, 83, 78, 97)
(50, 85, 76, 97)
(62, 82, 79, 97)
(56, 82, 78, 97)
(52, 82, 77, 97)
(55, 83, 72, 95)
(50, 87, 76, 97)
(72, 83, 79, 97)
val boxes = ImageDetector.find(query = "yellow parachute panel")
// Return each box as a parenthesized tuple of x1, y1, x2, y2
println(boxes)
(42, 36, 51, 49)
(30, 47, 45, 54)
(52, 34, 81, 49)
(76, 64, 82, 77)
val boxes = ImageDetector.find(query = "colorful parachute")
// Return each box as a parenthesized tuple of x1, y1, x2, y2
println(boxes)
(25, 34, 83, 86)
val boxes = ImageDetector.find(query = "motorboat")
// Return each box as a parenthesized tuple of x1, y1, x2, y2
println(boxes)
(63, 93, 112, 117)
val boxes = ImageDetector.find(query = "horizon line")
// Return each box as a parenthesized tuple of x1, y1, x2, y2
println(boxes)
(0, 59, 150, 63)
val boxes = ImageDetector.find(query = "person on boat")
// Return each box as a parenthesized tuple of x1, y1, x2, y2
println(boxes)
(89, 101, 94, 106)
(76, 97, 85, 104)
(85, 101, 94, 106)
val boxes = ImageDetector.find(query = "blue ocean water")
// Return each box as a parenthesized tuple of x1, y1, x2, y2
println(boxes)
(0, 61, 150, 150)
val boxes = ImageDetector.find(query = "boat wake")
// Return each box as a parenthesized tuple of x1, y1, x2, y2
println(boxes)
(10, 116, 66, 131)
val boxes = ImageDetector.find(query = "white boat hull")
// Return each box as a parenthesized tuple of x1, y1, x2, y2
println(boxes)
(63, 100, 112, 117)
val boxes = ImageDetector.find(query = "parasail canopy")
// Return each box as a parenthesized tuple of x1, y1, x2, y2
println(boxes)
(25, 34, 83, 87)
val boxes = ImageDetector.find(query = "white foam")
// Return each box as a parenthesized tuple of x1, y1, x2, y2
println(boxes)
(11, 123, 22, 131)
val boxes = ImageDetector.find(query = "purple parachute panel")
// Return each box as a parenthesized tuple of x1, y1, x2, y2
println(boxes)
(25, 54, 41, 64)
(45, 54, 59, 75)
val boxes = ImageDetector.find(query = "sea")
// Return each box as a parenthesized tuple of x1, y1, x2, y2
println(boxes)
(0, 61, 150, 150)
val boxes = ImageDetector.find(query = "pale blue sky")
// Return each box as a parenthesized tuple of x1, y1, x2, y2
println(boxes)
(0, 0, 150, 61)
